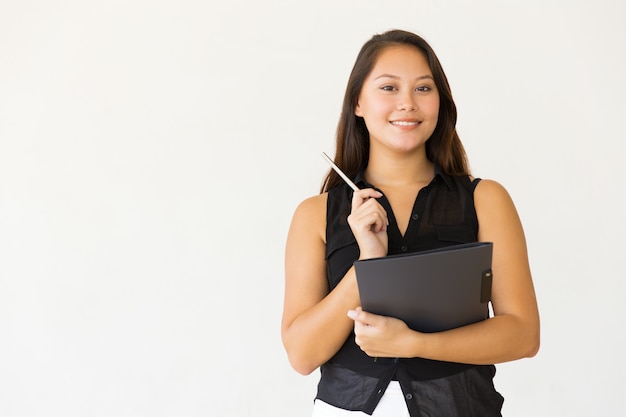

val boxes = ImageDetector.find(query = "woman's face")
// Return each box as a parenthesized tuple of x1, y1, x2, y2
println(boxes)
(355, 45, 440, 155)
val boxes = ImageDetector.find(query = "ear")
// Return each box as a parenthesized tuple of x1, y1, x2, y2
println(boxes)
(354, 102, 363, 117)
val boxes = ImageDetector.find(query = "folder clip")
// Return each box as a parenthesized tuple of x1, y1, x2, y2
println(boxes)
(481, 269, 493, 303)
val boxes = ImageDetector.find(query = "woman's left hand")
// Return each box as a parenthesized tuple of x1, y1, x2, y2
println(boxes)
(347, 307, 417, 358)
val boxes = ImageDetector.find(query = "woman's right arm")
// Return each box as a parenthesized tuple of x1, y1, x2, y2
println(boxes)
(281, 193, 360, 375)
(281, 189, 388, 375)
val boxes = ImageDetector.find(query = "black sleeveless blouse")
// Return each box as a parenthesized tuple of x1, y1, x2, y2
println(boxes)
(316, 166, 504, 417)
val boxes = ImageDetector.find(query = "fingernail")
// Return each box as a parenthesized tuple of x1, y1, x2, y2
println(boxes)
(347, 310, 357, 319)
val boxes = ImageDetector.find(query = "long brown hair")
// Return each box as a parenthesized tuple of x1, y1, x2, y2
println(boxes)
(321, 29, 470, 193)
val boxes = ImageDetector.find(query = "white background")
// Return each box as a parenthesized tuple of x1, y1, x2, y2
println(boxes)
(1, 1, 625, 416)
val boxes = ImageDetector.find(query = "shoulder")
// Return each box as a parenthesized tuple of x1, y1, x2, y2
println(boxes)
(289, 193, 328, 244)
(474, 179, 515, 207)
(473, 179, 523, 237)
(293, 193, 328, 218)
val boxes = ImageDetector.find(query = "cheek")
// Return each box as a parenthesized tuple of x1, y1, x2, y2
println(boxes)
(428, 96, 441, 114)
(424, 98, 440, 123)
(365, 98, 395, 118)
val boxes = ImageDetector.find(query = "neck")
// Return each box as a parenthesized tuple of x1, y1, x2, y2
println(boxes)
(364, 149, 434, 187)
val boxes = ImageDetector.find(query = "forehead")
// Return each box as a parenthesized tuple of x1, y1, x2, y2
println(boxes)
(370, 44, 431, 76)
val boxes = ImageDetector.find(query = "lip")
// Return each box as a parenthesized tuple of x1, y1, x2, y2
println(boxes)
(389, 119, 422, 129)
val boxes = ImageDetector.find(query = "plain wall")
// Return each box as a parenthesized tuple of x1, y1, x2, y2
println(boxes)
(1, 1, 625, 416)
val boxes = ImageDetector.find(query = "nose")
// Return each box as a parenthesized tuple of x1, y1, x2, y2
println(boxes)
(396, 92, 417, 111)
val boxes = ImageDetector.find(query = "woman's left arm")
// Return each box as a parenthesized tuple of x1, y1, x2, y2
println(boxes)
(350, 179, 540, 364)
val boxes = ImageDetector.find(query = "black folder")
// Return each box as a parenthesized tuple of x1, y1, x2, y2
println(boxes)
(354, 242, 493, 333)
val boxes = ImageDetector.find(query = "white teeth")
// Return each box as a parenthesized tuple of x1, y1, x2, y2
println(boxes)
(391, 121, 419, 126)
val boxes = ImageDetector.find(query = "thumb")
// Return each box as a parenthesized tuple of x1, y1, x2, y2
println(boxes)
(347, 306, 368, 322)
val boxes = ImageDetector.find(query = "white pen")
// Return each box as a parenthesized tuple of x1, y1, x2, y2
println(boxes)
(321, 152, 360, 192)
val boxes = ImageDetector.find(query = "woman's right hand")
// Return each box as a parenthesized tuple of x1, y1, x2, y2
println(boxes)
(347, 188, 389, 259)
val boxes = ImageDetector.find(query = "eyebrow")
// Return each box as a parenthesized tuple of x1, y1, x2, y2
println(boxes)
(374, 74, 434, 81)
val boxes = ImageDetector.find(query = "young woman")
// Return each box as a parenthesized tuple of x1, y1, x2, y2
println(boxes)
(282, 29, 540, 417)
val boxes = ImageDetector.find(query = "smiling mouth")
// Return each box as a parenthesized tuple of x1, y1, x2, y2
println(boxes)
(390, 121, 421, 126)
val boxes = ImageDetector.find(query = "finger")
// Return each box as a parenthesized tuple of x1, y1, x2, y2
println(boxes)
(349, 211, 388, 233)
(351, 188, 383, 211)
(347, 307, 375, 326)
(349, 199, 389, 230)
(346, 306, 363, 321)
(362, 199, 390, 228)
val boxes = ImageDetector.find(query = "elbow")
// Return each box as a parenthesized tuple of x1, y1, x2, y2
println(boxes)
(282, 334, 320, 375)
(289, 360, 317, 376)
(288, 355, 318, 376)
(506, 312, 540, 359)
(525, 331, 540, 358)
(521, 325, 541, 358)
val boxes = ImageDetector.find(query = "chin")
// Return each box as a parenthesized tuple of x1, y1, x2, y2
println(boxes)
(389, 141, 427, 154)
